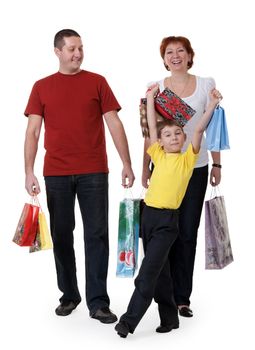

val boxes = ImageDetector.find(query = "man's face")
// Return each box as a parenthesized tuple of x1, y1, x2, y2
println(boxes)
(55, 36, 84, 74)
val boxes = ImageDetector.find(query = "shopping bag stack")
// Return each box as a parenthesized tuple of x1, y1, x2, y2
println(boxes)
(116, 198, 140, 277)
(13, 196, 53, 253)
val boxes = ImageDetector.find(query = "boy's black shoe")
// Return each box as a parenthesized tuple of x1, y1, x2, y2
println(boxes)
(179, 306, 193, 317)
(156, 323, 179, 333)
(55, 300, 80, 316)
(115, 321, 130, 338)
(90, 306, 118, 324)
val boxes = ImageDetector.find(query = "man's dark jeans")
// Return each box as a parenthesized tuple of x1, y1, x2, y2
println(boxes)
(45, 173, 110, 313)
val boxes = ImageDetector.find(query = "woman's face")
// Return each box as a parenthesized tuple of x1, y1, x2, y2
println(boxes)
(164, 42, 191, 72)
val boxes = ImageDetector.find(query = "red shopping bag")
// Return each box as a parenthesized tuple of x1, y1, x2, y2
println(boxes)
(13, 198, 39, 246)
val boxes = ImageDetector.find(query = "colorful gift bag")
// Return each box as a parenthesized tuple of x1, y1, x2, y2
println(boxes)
(206, 105, 230, 151)
(155, 87, 196, 125)
(30, 210, 53, 253)
(29, 222, 41, 253)
(13, 198, 39, 246)
(139, 88, 196, 137)
(116, 198, 140, 277)
(205, 189, 233, 269)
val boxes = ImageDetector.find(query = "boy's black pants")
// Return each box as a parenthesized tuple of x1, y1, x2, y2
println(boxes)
(120, 205, 179, 332)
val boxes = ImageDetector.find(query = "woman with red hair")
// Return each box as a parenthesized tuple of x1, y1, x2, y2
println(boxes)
(142, 36, 222, 318)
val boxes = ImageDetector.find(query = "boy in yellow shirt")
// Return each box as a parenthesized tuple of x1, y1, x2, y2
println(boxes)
(115, 84, 222, 338)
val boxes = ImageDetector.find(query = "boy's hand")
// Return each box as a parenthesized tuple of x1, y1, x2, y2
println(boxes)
(146, 84, 159, 98)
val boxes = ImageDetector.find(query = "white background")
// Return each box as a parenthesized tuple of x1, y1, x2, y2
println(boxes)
(0, 0, 254, 349)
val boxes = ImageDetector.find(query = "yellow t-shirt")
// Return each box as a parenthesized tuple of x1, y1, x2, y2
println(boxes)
(144, 143, 198, 209)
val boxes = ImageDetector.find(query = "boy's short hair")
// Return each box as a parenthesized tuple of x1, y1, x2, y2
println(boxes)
(157, 119, 183, 138)
(54, 29, 80, 49)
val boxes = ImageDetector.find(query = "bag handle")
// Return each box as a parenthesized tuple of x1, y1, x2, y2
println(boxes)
(124, 187, 134, 199)
(30, 195, 42, 211)
(139, 188, 146, 199)
(210, 185, 221, 199)
(124, 188, 145, 200)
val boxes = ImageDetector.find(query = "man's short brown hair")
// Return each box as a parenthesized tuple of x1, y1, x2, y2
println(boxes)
(54, 29, 80, 49)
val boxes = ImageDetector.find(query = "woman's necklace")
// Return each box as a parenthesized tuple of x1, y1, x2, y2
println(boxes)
(170, 74, 190, 97)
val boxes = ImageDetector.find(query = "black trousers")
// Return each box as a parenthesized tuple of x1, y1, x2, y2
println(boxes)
(170, 165, 208, 306)
(45, 173, 110, 314)
(120, 205, 179, 332)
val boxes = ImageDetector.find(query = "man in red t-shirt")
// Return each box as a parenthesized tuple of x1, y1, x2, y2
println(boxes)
(24, 29, 135, 323)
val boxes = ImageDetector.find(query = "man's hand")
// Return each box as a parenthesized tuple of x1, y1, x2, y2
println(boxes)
(25, 173, 41, 195)
(122, 164, 135, 188)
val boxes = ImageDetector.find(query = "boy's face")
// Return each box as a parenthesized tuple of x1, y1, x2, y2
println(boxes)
(159, 125, 186, 153)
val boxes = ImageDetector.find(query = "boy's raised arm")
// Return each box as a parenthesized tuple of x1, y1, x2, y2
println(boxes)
(146, 84, 159, 145)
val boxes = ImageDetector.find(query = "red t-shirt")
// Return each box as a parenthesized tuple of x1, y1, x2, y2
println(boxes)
(25, 70, 121, 176)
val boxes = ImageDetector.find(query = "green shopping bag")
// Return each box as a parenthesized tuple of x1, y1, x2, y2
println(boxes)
(116, 198, 140, 277)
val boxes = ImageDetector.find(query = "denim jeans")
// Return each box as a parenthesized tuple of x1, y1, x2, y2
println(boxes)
(170, 165, 208, 306)
(45, 173, 110, 313)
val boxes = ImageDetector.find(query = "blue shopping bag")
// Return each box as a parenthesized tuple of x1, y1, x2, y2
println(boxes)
(206, 106, 230, 151)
